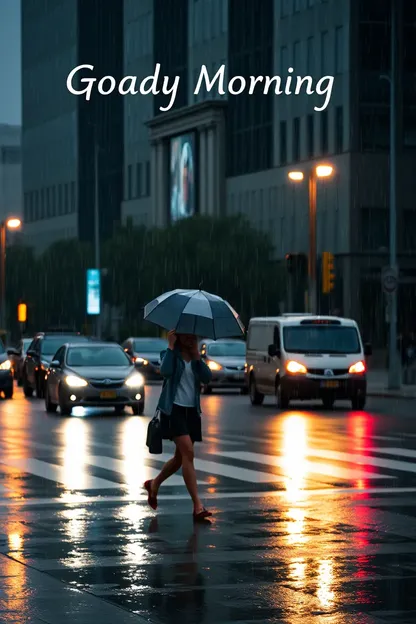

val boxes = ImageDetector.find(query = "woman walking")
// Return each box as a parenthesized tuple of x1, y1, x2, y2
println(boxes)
(144, 330, 213, 521)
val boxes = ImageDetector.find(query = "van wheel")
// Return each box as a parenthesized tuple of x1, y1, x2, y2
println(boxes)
(249, 377, 264, 405)
(351, 394, 366, 410)
(276, 382, 290, 410)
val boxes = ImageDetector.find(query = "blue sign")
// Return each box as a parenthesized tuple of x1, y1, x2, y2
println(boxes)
(87, 269, 101, 315)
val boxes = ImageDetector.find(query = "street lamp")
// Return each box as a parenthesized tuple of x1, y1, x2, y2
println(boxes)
(0, 217, 22, 329)
(288, 164, 335, 314)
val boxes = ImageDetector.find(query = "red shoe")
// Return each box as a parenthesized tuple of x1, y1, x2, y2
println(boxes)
(144, 480, 158, 510)
(193, 508, 212, 522)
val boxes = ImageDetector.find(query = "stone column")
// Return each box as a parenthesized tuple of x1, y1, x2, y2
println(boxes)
(206, 126, 215, 216)
(151, 140, 159, 227)
(199, 129, 207, 216)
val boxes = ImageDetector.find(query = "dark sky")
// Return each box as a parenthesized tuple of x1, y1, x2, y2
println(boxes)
(0, 0, 21, 125)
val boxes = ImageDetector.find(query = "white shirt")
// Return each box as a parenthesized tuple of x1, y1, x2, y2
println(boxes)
(174, 360, 196, 407)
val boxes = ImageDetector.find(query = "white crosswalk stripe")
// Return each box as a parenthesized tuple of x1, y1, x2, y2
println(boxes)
(211, 450, 394, 481)
(307, 449, 416, 475)
(88, 455, 206, 485)
(367, 447, 416, 460)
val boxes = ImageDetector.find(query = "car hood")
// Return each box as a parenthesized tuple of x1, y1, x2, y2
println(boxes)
(207, 356, 246, 368)
(66, 366, 134, 380)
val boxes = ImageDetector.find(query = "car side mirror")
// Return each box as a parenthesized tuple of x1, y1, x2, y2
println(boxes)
(27, 349, 36, 357)
(268, 344, 280, 358)
(7, 348, 19, 356)
(364, 343, 372, 357)
(51, 360, 60, 368)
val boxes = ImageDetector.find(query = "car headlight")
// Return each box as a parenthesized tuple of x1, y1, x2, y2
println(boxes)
(65, 375, 88, 388)
(125, 373, 144, 388)
(0, 359, 11, 371)
(349, 361, 366, 374)
(286, 360, 307, 374)
(135, 357, 148, 365)
(208, 360, 222, 371)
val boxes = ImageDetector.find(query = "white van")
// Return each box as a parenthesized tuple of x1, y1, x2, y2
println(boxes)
(246, 315, 372, 410)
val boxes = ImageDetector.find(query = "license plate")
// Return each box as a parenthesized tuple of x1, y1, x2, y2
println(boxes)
(100, 391, 117, 399)
(321, 381, 339, 389)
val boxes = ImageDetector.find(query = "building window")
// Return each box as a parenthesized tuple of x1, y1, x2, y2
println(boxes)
(320, 110, 328, 154)
(321, 31, 329, 74)
(293, 41, 301, 72)
(335, 106, 343, 152)
(281, 0, 292, 17)
(335, 26, 344, 74)
(308, 0, 314, 6)
(293, 117, 300, 161)
(33, 190, 38, 221)
(280, 45, 288, 75)
(136, 162, 142, 197)
(221, 0, 227, 32)
(127, 164, 133, 199)
(64, 184, 69, 214)
(294, 0, 302, 12)
(51, 186, 56, 217)
(145, 161, 150, 196)
(307, 37, 314, 75)
(0, 145, 20, 165)
(70, 182, 75, 212)
(280, 121, 287, 164)
(58, 184, 63, 216)
(360, 107, 389, 151)
(361, 207, 388, 251)
(307, 114, 314, 158)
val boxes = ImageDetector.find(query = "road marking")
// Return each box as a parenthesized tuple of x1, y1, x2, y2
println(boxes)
(213, 451, 393, 481)
(367, 447, 416, 460)
(307, 449, 416, 474)
(1, 458, 122, 490)
(151, 453, 285, 483)
(88, 455, 205, 486)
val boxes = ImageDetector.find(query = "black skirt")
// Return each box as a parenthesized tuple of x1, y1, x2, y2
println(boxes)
(161, 403, 202, 443)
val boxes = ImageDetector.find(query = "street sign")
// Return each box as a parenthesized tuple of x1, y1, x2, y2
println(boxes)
(86, 269, 101, 315)
(381, 266, 398, 294)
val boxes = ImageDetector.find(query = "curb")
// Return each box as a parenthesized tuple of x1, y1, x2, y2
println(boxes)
(367, 390, 416, 400)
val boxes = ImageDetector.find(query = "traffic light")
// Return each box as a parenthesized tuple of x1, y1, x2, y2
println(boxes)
(285, 253, 307, 275)
(322, 252, 335, 294)
(17, 303, 27, 323)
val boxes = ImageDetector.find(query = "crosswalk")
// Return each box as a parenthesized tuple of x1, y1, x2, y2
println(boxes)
(3, 434, 416, 504)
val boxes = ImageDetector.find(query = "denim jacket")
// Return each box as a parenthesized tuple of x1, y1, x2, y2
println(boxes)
(157, 347, 212, 415)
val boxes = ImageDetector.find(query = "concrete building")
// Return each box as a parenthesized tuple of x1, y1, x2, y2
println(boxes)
(21, 0, 123, 253)
(121, 0, 416, 347)
(0, 124, 22, 225)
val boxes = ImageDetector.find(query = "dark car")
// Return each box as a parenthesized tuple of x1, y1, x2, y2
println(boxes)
(0, 342, 15, 399)
(122, 337, 168, 379)
(22, 333, 91, 398)
(44, 342, 145, 416)
(200, 339, 247, 394)
(10, 338, 33, 386)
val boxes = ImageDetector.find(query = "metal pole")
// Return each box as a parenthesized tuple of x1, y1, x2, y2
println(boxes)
(0, 223, 5, 330)
(94, 139, 102, 339)
(388, 0, 399, 389)
(308, 170, 317, 314)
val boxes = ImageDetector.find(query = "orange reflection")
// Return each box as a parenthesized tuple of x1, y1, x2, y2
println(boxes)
(120, 417, 152, 497)
(348, 413, 373, 490)
(317, 559, 335, 609)
(1, 391, 31, 499)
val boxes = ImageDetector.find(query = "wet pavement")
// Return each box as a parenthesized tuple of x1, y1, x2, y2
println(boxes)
(1, 386, 416, 622)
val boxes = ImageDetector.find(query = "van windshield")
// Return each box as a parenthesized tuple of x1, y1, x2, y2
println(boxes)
(283, 326, 361, 354)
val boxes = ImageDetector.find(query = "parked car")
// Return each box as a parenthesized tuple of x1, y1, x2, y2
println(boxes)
(200, 339, 247, 394)
(10, 338, 32, 386)
(246, 314, 371, 410)
(0, 342, 16, 399)
(22, 333, 92, 399)
(44, 342, 145, 416)
(122, 337, 168, 379)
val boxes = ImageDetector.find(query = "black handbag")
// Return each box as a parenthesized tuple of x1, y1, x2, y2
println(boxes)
(146, 410, 163, 454)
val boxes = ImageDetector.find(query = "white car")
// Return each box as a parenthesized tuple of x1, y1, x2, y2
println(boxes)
(246, 314, 372, 410)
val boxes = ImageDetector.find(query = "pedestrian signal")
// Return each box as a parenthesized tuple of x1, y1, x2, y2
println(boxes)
(322, 252, 335, 294)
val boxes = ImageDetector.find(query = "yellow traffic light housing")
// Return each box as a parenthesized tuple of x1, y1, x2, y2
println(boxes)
(322, 252, 335, 294)
(17, 303, 27, 323)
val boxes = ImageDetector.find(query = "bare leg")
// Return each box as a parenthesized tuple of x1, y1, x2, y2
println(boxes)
(151, 448, 182, 495)
(174, 435, 204, 514)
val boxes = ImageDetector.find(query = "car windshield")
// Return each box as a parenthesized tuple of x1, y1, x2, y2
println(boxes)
(133, 339, 168, 353)
(207, 342, 246, 357)
(22, 339, 32, 353)
(67, 346, 130, 367)
(283, 326, 361, 354)
(42, 336, 88, 355)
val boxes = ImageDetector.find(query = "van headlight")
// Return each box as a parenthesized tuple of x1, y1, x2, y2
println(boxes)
(125, 373, 144, 388)
(0, 359, 11, 370)
(65, 375, 88, 387)
(349, 361, 366, 374)
(286, 360, 307, 374)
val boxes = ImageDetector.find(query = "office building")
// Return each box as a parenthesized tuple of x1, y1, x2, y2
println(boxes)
(0, 124, 22, 225)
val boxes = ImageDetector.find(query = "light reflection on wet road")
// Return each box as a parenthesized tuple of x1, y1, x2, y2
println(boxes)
(1, 386, 416, 622)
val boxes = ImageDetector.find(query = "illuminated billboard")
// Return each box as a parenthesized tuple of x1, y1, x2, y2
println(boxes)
(170, 133, 196, 222)
(86, 269, 100, 315)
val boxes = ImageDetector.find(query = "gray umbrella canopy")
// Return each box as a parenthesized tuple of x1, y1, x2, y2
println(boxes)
(144, 289, 245, 339)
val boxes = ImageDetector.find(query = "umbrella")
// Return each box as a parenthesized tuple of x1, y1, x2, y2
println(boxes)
(143, 289, 245, 339)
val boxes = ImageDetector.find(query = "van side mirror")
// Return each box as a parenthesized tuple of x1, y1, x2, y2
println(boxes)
(51, 360, 60, 368)
(268, 344, 281, 358)
(364, 343, 372, 357)
(7, 348, 19, 356)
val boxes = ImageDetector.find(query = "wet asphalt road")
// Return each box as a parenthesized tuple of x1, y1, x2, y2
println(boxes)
(1, 385, 416, 623)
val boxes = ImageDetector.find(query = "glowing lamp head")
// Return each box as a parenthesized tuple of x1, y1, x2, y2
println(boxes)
(349, 361, 366, 374)
(286, 360, 307, 374)
(6, 217, 22, 230)
(315, 165, 334, 178)
(288, 171, 304, 182)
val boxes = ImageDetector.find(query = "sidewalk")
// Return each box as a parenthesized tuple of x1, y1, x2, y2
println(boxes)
(367, 370, 416, 399)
